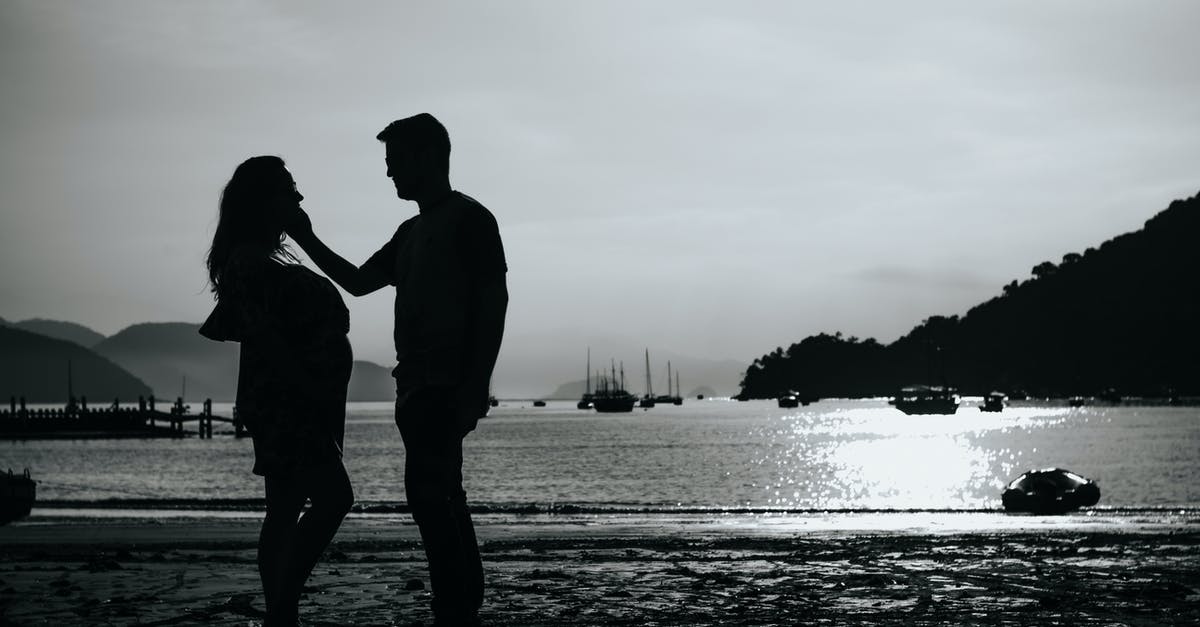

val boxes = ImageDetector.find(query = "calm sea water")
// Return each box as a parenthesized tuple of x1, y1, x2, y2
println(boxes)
(3, 400, 1197, 510)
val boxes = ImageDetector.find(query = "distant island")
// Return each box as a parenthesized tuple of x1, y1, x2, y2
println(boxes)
(739, 190, 1200, 399)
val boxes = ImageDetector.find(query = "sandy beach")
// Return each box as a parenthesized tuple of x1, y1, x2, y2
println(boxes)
(1, 510, 1197, 626)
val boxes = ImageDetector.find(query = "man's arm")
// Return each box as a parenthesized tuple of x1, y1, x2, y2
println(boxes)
(466, 274, 508, 386)
(285, 208, 389, 297)
(458, 273, 508, 429)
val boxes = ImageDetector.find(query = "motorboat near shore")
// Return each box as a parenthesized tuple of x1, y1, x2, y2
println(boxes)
(1, 468, 36, 524)
(778, 391, 818, 408)
(1001, 468, 1101, 514)
(979, 391, 1006, 412)
(889, 385, 959, 415)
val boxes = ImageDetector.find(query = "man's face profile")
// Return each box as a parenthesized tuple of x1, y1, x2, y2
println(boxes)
(385, 143, 419, 200)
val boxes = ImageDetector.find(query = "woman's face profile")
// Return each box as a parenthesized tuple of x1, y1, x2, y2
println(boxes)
(267, 168, 304, 231)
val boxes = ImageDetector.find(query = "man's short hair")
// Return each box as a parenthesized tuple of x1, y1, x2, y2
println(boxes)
(377, 113, 451, 169)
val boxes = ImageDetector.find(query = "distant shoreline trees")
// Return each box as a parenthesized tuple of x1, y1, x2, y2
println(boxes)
(738, 190, 1200, 399)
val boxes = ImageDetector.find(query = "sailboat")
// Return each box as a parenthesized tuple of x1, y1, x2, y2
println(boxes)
(654, 361, 684, 405)
(65, 360, 78, 416)
(639, 349, 656, 408)
(591, 360, 636, 413)
(576, 348, 593, 410)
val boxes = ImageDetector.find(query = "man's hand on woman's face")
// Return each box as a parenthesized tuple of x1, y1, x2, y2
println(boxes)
(281, 204, 314, 240)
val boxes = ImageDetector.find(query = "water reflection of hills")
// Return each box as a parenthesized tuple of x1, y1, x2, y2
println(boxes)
(741, 190, 1200, 399)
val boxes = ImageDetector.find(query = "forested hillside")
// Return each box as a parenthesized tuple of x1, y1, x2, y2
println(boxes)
(740, 190, 1200, 399)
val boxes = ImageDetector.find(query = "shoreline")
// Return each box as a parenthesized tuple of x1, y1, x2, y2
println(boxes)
(2, 514, 1198, 625)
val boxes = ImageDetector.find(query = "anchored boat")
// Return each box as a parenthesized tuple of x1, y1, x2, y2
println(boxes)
(639, 349, 656, 409)
(889, 385, 959, 415)
(654, 362, 684, 406)
(577, 348, 594, 410)
(591, 360, 636, 413)
(979, 391, 1006, 412)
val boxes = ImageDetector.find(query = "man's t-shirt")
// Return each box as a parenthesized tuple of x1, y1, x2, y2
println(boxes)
(364, 191, 507, 386)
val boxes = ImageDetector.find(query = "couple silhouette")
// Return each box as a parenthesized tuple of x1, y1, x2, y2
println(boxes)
(200, 113, 508, 627)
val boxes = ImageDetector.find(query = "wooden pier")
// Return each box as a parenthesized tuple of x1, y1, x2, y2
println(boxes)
(0, 396, 246, 440)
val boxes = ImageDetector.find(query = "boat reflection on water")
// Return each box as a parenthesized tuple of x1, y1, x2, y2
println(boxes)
(889, 385, 960, 415)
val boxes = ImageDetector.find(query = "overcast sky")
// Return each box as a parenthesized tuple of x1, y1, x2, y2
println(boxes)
(3, 1, 1199, 375)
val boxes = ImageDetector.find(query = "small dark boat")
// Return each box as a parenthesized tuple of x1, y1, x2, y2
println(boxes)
(532, 400, 546, 407)
(777, 391, 816, 409)
(889, 385, 959, 415)
(979, 391, 1006, 412)
(639, 350, 656, 409)
(1, 468, 36, 525)
(1001, 468, 1100, 514)
(576, 394, 593, 410)
(1068, 396, 1086, 407)
(488, 395, 499, 407)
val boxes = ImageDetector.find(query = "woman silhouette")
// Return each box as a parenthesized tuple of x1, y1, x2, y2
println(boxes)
(201, 156, 354, 626)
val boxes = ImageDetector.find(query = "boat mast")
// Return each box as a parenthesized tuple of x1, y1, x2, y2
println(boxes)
(667, 361, 672, 397)
(644, 349, 653, 397)
(585, 347, 591, 395)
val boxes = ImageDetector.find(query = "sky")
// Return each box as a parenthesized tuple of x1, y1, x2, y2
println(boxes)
(3, 1, 1199, 394)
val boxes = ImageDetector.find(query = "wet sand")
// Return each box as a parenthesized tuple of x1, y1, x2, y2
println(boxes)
(1, 512, 1197, 625)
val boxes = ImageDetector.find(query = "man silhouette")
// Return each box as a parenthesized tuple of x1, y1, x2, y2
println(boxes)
(286, 113, 507, 625)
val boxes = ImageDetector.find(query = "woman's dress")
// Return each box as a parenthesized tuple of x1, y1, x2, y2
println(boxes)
(200, 251, 352, 476)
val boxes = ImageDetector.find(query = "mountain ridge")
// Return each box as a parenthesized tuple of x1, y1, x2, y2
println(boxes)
(5, 318, 107, 348)
(0, 326, 152, 402)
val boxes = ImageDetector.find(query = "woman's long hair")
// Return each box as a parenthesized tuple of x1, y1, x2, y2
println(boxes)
(207, 156, 297, 297)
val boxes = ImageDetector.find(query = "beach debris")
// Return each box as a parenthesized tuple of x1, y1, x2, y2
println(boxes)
(1001, 468, 1100, 514)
